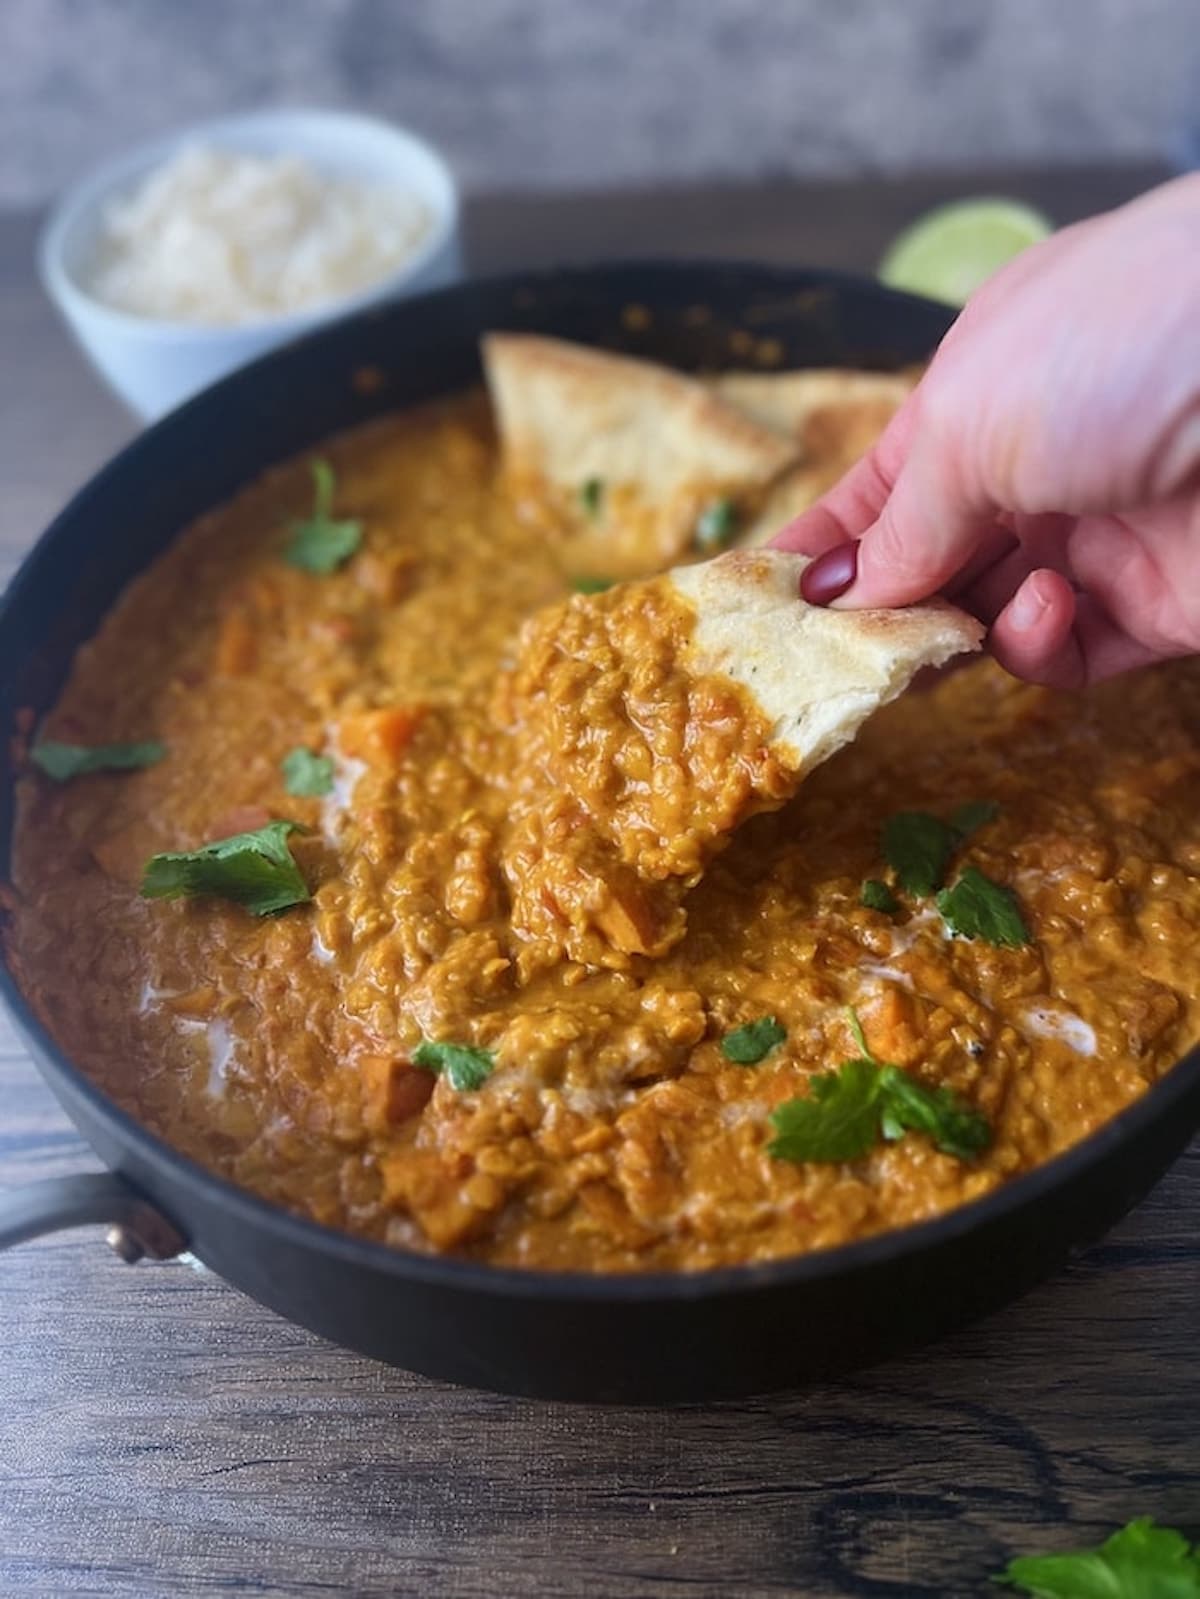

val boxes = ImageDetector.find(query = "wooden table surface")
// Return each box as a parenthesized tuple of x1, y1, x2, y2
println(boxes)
(2, 166, 1197, 1599)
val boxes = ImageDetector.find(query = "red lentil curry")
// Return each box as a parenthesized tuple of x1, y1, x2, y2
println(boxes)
(5, 375, 1200, 1273)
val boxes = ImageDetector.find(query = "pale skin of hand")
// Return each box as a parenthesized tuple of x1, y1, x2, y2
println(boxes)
(772, 174, 1200, 688)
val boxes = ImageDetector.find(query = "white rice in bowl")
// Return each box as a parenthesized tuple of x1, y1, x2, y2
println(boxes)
(84, 145, 432, 325)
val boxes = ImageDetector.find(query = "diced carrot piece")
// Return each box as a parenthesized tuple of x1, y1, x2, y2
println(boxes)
(214, 610, 256, 675)
(595, 883, 659, 955)
(338, 706, 424, 765)
(863, 987, 923, 1067)
(379, 1148, 485, 1248)
(361, 1054, 435, 1131)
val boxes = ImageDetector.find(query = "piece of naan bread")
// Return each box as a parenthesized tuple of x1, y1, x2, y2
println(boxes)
(500, 548, 981, 962)
(710, 368, 918, 546)
(710, 368, 915, 448)
(483, 334, 799, 577)
(671, 549, 980, 774)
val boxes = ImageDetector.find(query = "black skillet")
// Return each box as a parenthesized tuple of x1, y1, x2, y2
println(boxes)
(2, 262, 1198, 1402)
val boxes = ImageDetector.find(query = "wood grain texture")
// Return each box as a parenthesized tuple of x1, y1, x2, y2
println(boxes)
(2, 169, 1197, 1599)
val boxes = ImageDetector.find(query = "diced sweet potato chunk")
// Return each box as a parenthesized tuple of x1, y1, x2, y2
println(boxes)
(594, 886, 660, 955)
(339, 706, 424, 766)
(361, 1054, 435, 1131)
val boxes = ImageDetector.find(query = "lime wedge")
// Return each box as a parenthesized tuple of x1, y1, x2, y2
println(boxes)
(879, 198, 1053, 306)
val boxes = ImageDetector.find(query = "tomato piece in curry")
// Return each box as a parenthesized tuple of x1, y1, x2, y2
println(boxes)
(5, 390, 1200, 1272)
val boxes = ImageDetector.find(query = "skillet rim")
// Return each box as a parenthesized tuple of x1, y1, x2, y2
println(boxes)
(2, 256, 1198, 1305)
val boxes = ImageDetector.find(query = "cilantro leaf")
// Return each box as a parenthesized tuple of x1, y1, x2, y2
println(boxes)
(769, 1058, 882, 1162)
(412, 1040, 495, 1092)
(571, 575, 616, 594)
(882, 810, 958, 898)
(861, 878, 899, 914)
(694, 497, 737, 552)
(31, 739, 165, 781)
(996, 1516, 1200, 1597)
(721, 1016, 787, 1065)
(951, 799, 1000, 838)
(285, 458, 362, 573)
(281, 746, 334, 797)
(580, 478, 604, 517)
(141, 819, 310, 916)
(938, 865, 1030, 947)
(770, 1006, 989, 1164)
(877, 1065, 992, 1160)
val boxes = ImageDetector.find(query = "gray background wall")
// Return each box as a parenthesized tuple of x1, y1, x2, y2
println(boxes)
(5, 0, 1196, 205)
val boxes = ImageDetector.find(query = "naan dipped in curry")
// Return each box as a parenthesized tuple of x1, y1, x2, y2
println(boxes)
(499, 550, 979, 962)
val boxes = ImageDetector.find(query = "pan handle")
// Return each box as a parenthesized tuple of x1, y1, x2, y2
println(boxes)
(0, 1172, 187, 1261)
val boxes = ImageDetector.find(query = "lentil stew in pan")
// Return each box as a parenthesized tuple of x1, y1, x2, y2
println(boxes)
(5, 366, 1200, 1274)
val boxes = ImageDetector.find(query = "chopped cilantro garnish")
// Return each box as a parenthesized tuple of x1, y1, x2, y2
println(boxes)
(861, 878, 899, 914)
(938, 865, 1030, 948)
(996, 1516, 1200, 1597)
(882, 810, 958, 898)
(31, 739, 165, 781)
(412, 1040, 495, 1092)
(694, 497, 737, 552)
(877, 1063, 993, 1160)
(141, 819, 310, 916)
(768, 1007, 990, 1164)
(284, 459, 362, 573)
(579, 477, 604, 517)
(721, 1016, 786, 1065)
(875, 803, 1025, 946)
(281, 746, 334, 797)
(951, 799, 1000, 838)
(769, 1058, 882, 1162)
(571, 575, 616, 594)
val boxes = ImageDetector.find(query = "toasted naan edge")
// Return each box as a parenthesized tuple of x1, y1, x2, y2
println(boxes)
(735, 463, 840, 548)
(482, 334, 800, 575)
(709, 367, 917, 446)
(709, 368, 918, 548)
(671, 549, 982, 773)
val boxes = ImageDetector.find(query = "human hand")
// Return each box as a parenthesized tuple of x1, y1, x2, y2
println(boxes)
(772, 175, 1200, 687)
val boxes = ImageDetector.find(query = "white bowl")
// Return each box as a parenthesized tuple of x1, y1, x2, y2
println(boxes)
(39, 108, 462, 421)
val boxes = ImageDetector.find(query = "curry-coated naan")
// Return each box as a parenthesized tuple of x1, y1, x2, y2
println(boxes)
(500, 548, 980, 963)
(672, 549, 981, 773)
(482, 334, 799, 576)
(710, 368, 917, 546)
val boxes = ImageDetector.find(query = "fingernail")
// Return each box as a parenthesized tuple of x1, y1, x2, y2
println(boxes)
(800, 542, 858, 605)
(1009, 578, 1047, 633)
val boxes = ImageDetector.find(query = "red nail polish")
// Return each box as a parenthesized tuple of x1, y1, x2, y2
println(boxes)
(800, 542, 858, 605)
